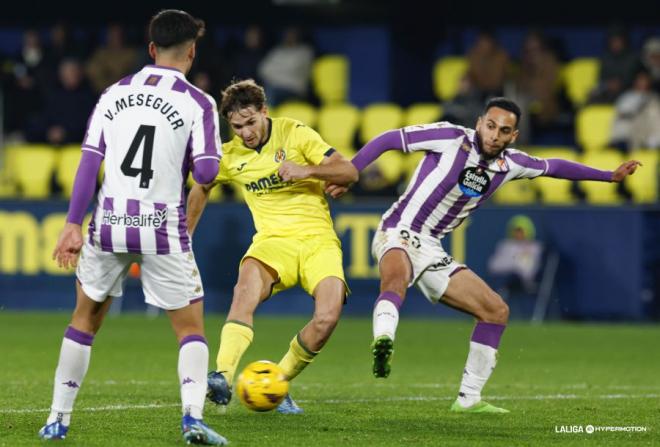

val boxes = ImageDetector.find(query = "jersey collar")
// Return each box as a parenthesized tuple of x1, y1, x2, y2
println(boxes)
(142, 64, 186, 79)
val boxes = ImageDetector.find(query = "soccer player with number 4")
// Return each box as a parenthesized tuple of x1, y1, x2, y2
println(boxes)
(41, 10, 227, 445)
(326, 98, 641, 414)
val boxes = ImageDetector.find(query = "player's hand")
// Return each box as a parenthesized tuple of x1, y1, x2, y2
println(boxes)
(611, 160, 642, 182)
(52, 223, 84, 269)
(278, 161, 310, 181)
(325, 183, 349, 199)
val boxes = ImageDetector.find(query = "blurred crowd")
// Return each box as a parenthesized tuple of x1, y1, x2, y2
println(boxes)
(1, 22, 659, 199)
(1, 22, 316, 146)
(445, 27, 660, 150)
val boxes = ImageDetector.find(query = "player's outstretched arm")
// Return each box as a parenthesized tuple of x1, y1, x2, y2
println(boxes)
(611, 160, 642, 182)
(543, 158, 641, 182)
(187, 183, 214, 236)
(351, 129, 403, 171)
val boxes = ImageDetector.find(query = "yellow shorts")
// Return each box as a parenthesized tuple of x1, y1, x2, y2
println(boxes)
(242, 233, 348, 298)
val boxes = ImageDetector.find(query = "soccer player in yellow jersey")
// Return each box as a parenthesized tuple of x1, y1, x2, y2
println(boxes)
(187, 79, 358, 414)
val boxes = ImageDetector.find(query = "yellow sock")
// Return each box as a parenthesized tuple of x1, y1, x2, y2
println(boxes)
(216, 321, 254, 386)
(278, 333, 319, 381)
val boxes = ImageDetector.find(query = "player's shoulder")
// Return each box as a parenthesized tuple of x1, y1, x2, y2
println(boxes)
(272, 116, 306, 133)
(403, 121, 470, 138)
(503, 147, 535, 160)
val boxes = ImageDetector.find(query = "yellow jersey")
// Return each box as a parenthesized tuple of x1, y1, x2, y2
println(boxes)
(215, 117, 336, 237)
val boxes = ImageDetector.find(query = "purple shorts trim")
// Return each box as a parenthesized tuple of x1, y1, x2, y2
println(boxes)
(189, 296, 203, 305)
(449, 266, 467, 277)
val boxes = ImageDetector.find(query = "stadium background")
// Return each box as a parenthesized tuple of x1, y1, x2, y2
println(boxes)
(0, 0, 658, 322)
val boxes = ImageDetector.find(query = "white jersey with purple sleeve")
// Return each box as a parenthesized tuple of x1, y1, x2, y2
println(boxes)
(381, 122, 546, 238)
(83, 65, 221, 254)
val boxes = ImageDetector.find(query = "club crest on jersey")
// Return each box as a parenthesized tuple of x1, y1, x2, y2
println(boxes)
(274, 148, 286, 163)
(458, 167, 491, 197)
(461, 142, 472, 152)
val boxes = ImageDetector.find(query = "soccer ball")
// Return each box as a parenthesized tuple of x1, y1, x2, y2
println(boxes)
(236, 360, 289, 412)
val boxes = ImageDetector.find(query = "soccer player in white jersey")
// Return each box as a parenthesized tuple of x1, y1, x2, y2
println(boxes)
(40, 10, 227, 445)
(326, 98, 641, 414)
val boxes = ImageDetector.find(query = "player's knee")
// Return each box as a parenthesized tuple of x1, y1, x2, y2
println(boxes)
(486, 293, 509, 323)
(476, 291, 509, 324)
(494, 299, 510, 323)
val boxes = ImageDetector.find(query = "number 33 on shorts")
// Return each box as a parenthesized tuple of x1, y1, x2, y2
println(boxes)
(399, 229, 421, 249)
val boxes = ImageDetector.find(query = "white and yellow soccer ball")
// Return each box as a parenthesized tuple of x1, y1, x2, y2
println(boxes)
(236, 360, 289, 412)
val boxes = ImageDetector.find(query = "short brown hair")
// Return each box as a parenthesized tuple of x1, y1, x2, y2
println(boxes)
(149, 9, 205, 49)
(220, 79, 267, 119)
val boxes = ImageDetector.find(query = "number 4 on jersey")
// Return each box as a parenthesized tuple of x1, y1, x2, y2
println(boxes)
(121, 124, 155, 188)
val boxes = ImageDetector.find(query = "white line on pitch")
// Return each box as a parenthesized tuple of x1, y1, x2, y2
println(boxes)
(2, 393, 659, 414)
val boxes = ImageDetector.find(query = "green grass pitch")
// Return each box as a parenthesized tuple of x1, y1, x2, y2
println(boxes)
(1, 312, 658, 446)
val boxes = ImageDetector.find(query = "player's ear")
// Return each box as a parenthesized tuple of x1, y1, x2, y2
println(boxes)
(188, 41, 196, 60)
(148, 42, 157, 61)
(510, 129, 520, 144)
(261, 104, 268, 117)
(476, 116, 482, 129)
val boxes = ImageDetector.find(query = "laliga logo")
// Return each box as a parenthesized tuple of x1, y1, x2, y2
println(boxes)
(274, 148, 286, 163)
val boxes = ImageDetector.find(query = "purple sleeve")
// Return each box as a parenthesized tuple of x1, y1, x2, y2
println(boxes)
(545, 159, 613, 182)
(67, 151, 103, 225)
(192, 158, 220, 184)
(351, 129, 404, 171)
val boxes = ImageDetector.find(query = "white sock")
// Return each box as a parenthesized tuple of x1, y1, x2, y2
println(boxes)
(373, 299, 399, 340)
(457, 341, 498, 408)
(47, 336, 92, 426)
(178, 336, 208, 420)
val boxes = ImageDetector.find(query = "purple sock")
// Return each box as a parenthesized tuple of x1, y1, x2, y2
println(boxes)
(470, 322, 506, 349)
(375, 291, 403, 310)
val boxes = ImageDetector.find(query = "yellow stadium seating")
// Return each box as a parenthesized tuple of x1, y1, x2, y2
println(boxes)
(360, 103, 405, 186)
(56, 145, 82, 198)
(272, 101, 317, 128)
(579, 149, 623, 204)
(6, 144, 58, 198)
(492, 180, 537, 204)
(529, 147, 579, 204)
(0, 149, 17, 197)
(317, 104, 360, 158)
(625, 149, 658, 203)
(404, 103, 443, 127)
(433, 56, 468, 102)
(575, 104, 616, 152)
(360, 103, 403, 143)
(312, 54, 349, 104)
(563, 58, 600, 107)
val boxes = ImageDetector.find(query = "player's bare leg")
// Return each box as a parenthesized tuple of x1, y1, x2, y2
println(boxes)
(40, 282, 113, 440)
(208, 258, 277, 407)
(442, 269, 510, 413)
(372, 249, 413, 378)
(276, 276, 344, 414)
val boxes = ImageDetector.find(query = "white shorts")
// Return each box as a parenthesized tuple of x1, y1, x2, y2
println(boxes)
(76, 242, 204, 310)
(371, 226, 466, 304)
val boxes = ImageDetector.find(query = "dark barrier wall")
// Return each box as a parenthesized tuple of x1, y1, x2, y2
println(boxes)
(0, 201, 658, 320)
